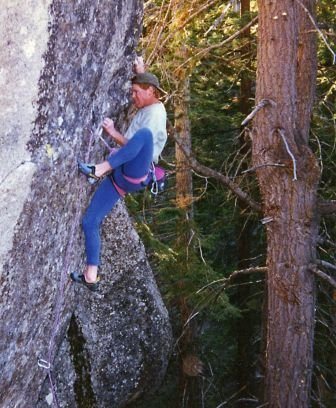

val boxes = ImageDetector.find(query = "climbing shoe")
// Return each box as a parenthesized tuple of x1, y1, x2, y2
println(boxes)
(78, 160, 100, 184)
(70, 271, 100, 292)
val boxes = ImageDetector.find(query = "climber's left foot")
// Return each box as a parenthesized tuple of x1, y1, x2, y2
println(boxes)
(78, 161, 100, 184)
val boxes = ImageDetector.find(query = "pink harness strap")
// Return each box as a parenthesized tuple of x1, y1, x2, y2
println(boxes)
(123, 173, 148, 184)
(110, 177, 127, 197)
(110, 172, 148, 197)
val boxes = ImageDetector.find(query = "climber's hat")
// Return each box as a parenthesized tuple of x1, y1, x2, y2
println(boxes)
(132, 72, 166, 95)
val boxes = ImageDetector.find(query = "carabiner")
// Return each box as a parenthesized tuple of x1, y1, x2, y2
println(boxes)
(38, 358, 51, 370)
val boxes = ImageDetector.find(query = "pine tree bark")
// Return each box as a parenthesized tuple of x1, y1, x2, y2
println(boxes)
(175, 75, 193, 215)
(253, 1, 319, 406)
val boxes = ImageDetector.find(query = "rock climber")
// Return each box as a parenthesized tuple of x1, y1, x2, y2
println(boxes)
(70, 58, 167, 291)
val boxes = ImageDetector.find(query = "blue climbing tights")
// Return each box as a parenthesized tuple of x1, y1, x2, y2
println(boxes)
(82, 128, 153, 266)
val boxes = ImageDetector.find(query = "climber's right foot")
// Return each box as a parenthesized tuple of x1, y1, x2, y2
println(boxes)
(70, 271, 100, 292)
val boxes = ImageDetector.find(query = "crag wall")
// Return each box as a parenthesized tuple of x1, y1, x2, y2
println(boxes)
(0, 1, 172, 407)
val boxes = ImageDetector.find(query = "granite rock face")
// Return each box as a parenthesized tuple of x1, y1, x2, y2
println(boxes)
(0, 1, 172, 407)
(38, 205, 172, 407)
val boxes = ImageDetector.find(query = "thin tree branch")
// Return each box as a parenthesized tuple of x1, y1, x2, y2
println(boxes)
(317, 236, 336, 249)
(277, 128, 298, 181)
(310, 265, 336, 289)
(197, 266, 267, 293)
(316, 259, 336, 272)
(196, 237, 207, 265)
(241, 98, 276, 126)
(241, 163, 286, 174)
(224, 266, 267, 283)
(168, 123, 262, 213)
(204, 0, 234, 36)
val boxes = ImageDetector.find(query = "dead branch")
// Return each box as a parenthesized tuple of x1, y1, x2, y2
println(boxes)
(204, 0, 234, 36)
(241, 98, 276, 127)
(225, 266, 267, 283)
(317, 236, 336, 249)
(168, 123, 262, 213)
(241, 163, 286, 174)
(316, 259, 336, 272)
(310, 265, 336, 289)
(277, 128, 298, 181)
(197, 266, 267, 293)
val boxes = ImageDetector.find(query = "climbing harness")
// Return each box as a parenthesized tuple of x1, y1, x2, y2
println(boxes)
(109, 162, 166, 197)
(146, 163, 166, 195)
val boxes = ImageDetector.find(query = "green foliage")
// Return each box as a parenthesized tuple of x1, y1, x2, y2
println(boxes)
(310, 7, 336, 403)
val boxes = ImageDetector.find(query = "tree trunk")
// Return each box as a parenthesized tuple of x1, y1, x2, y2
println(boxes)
(239, 0, 252, 117)
(174, 76, 199, 406)
(175, 75, 193, 215)
(253, 1, 319, 406)
(170, 2, 197, 402)
(0, 1, 172, 407)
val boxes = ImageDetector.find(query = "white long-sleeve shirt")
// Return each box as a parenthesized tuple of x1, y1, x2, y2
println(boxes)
(124, 102, 167, 163)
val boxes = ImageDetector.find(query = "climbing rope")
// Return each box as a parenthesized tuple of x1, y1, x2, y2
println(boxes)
(96, 127, 114, 154)
(38, 124, 98, 407)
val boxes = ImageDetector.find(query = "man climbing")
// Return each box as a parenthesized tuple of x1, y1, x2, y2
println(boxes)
(70, 58, 167, 291)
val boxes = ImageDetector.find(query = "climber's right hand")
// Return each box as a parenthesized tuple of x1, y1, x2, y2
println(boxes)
(102, 118, 115, 136)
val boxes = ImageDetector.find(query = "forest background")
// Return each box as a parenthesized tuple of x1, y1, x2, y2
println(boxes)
(126, 0, 336, 407)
